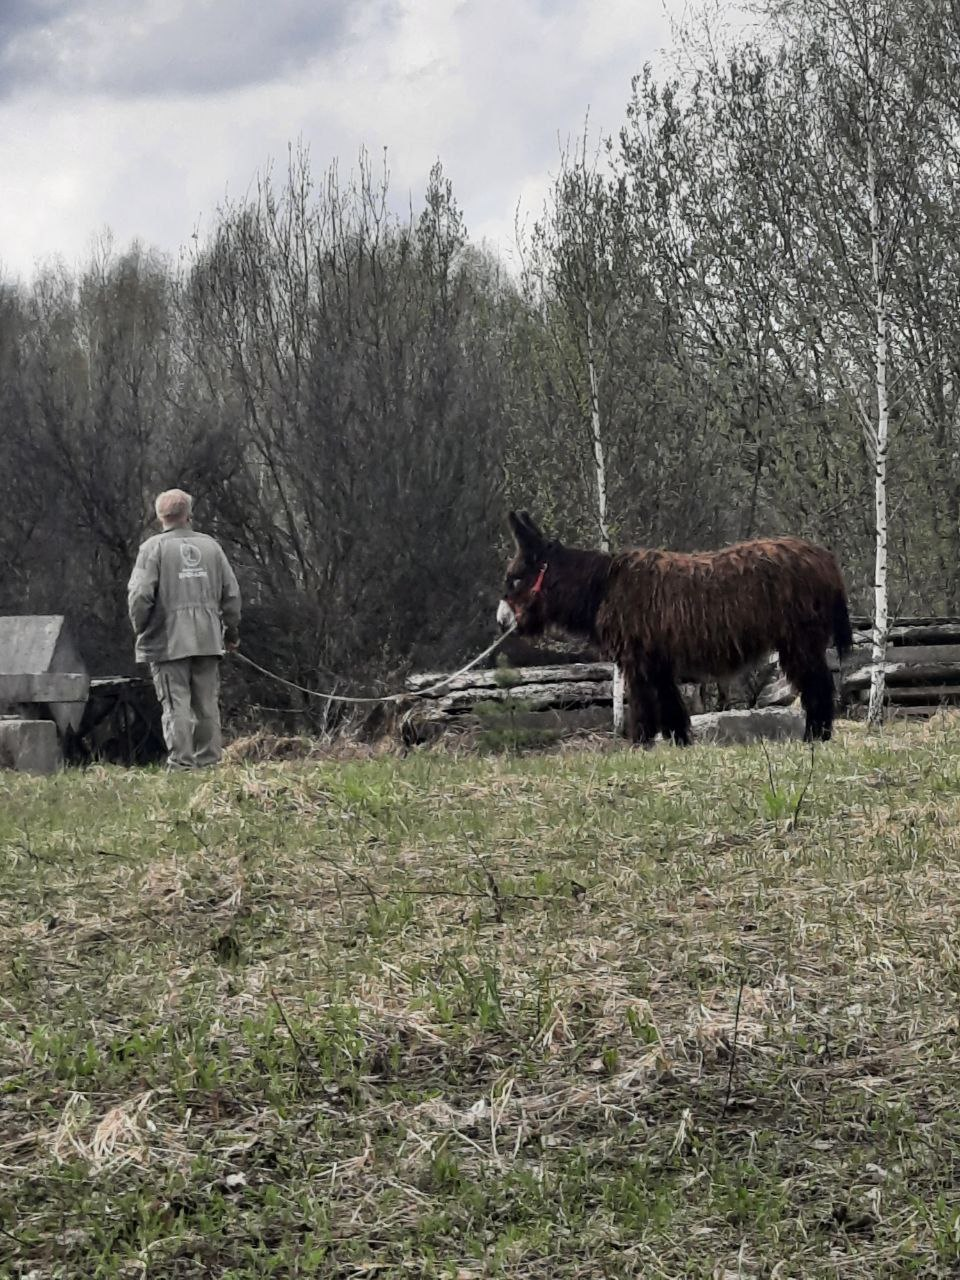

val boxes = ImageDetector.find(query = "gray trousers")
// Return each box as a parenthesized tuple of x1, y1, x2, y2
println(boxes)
(149, 656, 223, 769)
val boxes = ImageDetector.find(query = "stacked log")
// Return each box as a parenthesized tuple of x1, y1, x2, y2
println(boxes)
(842, 619, 960, 717)
(403, 661, 749, 733)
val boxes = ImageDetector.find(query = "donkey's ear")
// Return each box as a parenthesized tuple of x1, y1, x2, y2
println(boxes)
(508, 510, 543, 550)
(518, 510, 545, 541)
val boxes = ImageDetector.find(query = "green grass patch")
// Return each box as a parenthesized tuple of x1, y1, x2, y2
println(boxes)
(4, 718, 960, 1276)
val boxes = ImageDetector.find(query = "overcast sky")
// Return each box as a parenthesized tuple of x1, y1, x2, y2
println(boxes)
(0, 0, 684, 283)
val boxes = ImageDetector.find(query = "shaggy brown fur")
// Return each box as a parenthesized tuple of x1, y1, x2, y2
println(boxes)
(499, 511, 853, 746)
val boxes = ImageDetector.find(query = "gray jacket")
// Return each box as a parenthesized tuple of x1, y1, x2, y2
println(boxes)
(127, 527, 241, 664)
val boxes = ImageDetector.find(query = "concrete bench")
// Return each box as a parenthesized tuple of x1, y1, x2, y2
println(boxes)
(0, 615, 90, 773)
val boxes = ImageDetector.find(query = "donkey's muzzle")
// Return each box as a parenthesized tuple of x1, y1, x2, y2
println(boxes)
(496, 599, 515, 631)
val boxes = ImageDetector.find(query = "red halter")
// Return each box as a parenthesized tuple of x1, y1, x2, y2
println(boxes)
(511, 562, 548, 618)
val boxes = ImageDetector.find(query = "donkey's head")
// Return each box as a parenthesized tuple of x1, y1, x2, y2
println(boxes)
(496, 510, 553, 636)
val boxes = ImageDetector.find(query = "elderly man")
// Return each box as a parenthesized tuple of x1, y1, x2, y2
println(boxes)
(127, 489, 241, 769)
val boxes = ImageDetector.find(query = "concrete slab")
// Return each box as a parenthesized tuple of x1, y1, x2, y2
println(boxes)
(691, 707, 806, 745)
(0, 616, 64, 671)
(0, 718, 62, 774)
(0, 673, 89, 704)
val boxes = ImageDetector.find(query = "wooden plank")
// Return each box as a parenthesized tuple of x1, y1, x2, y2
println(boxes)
(406, 663, 613, 695)
(842, 645, 960, 684)
(853, 683, 960, 705)
(843, 661, 960, 690)
(889, 624, 960, 646)
(855, 629, 960, 650)
(89, 677, 154, 691)
(833, 645, 945, 673)
(849, 643, 960, 666)
(0, 672, 89, 704)
(850, 629, 960, 647)
(850, 616, 960, 630)
(892, 616, 960, 627)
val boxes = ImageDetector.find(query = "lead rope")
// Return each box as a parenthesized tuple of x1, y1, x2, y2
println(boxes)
(230, 620, 517, 706)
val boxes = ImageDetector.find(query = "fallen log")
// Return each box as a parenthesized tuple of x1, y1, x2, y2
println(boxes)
(408, 657, 824, 712)
(405, 662, 613, 696)
(409, 679, 614, 721)
(407, 675, 789, 724)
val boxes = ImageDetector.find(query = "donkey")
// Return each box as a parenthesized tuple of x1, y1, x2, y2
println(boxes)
(496, 511, 853, 746)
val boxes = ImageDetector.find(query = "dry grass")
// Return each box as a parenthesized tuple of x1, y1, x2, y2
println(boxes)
(3, 719, 960, 1277)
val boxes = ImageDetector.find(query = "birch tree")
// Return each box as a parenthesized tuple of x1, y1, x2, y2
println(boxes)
(780, 0, 940, 725)
(656, 0, 940, 725)
(517, 133, 630, 731)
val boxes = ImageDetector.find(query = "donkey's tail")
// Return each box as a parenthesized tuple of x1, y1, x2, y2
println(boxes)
(833, 589, 854, 660)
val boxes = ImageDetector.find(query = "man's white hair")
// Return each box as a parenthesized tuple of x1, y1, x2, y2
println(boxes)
(155, 488, 193, 524)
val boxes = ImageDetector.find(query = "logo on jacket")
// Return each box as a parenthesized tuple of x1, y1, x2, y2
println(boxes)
(178, 541, 207, 579)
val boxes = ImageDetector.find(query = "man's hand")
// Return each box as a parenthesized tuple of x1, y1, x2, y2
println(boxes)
(226, 639, 239, 653)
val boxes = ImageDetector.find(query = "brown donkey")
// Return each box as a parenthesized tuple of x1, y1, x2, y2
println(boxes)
(496, 511, 853, 746)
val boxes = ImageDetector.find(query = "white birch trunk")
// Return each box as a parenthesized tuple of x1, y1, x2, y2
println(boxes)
(586, 302, 625, 735)
(866, 133, 890, 728)
(585, 302, 610, 550)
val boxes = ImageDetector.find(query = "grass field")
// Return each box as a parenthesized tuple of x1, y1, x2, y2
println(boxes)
(5, 720, 960, 1278)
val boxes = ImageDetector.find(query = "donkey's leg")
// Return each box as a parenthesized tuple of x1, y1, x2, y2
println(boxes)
(652, 662, 692, 746)
(623, 659, 660, 746)
(781, 649, 835, 742)
(805, 659, 836, 741)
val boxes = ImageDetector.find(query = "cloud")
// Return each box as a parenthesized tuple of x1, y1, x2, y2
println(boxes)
(0, 0, 682, 282)
(0, 0, 69, 44)
(0, 0, 383, 98)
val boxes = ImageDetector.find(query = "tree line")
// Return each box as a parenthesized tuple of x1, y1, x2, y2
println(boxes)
(2, 0, 959, 724)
